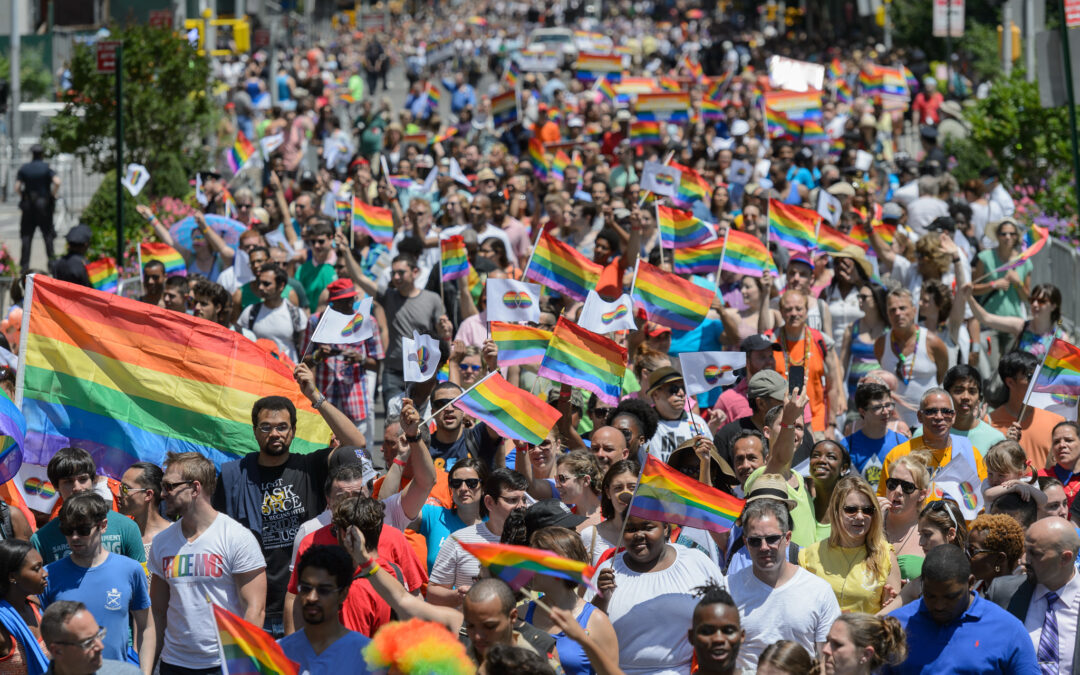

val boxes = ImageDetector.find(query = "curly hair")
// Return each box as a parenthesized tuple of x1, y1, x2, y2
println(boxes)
(608, 398, 659, 443)
(969, 513, 1026, 569)
(363, 619, 473, 675)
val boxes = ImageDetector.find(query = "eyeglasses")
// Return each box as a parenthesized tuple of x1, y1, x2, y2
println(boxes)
(591, 407, 613, 418)
(868, 401, 896, 413)
(998, 231, 1019, 238)
(842, 505, 876, 516)
(257, 422, 293, 434)
(59, 523, 96, 537)
(119, 484, 150, 497)
(297, 583, 345, 596)
(54, 627, 106, 650)
(664, 383, 686, 395)
(237, 203, 253, 209)
(460, 364, 482, 372)
(555, 474, 582, 484)
(968, 546, 993, 558)
(449, 477, 480, 489)
(920, 407, 955, 418)
(885, 477, 918, 495)
(161, 479, 194, 493)
(745, 534, 783, 548)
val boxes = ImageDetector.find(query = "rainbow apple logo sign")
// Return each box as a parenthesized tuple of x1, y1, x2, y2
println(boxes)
(341, 313, 364, 337)
(703, 364, 733, 386)
(416, 345, 431, 373)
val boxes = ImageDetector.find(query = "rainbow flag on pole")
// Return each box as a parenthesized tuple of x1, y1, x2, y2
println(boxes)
(1030, 338, 1080, 397)
(657, 205, 712, 249)
(816, 223, 869, 254)
(334, 197, 351, 224)
(629, 121, 662, 146)
(490, 89, 518, 127)
(440, 235, 469, 282)
(722, 229, 777, 278)
(672, 238, 726, 275)
(632, 260, 715, 331)
(538, 317, 627, 406)
(765, 107, 802, 140)
(460, 540, 598, 592)
(140, 242, 186, 277)
(527, 138, 549, 179)
(524, 232, 602, 302)
(768, 199, 819, 253)
(425, 82, 441, 110)
(352, 198, 394, 244)
(634, 92, 691, 121)
(597, 76, 618, 101)
(85, 258, 119, 294)
(670, 162, 711, 208)
(451, 372, 561, 445)
(226, 131, 255, 174)
(551, 151, 571, 182)
(628, 455, 745, 533)
(993, 224, 1049, 275)
(0, 390, 26, 483)
(491, 322, 552, 366)
(213, 603, 299, 675)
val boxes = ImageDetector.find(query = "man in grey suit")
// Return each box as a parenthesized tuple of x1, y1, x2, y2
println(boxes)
(986, 517, 1080, 674)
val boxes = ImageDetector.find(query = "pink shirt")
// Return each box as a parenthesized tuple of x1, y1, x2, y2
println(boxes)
(455, 311, 489, 347)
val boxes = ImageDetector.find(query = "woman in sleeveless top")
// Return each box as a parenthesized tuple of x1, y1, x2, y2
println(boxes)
(881, 454, 931, 582)
(139, 209, 231, 284)
(0, 540, 49, 675)
(919, 279, 973, 368)
(525, 528, 618, 675)
(720, 274, 780, 348)
(579, 460, 639, 566)
(841, 284, 887, 401)
(962, 282, 1067, 362)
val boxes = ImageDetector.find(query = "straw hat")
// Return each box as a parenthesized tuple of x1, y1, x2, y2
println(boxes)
(828, 244, 874, 280)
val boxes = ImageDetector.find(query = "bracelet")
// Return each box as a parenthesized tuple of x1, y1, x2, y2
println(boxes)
(357, 558, 376, 571)
(354, 562, 380, 580)
(779, 423, 796, 429)
(393, 457, 407, 466)
(311, 395, 327, 410)
(404, 432, 421, 443)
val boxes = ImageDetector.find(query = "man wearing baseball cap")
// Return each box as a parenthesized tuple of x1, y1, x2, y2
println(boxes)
(712, 334, 780, 425)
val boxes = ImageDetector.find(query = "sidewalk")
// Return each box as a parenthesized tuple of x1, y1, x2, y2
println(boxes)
(0, 202, 54, 272)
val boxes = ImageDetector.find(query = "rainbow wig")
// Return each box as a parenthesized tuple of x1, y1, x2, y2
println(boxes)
(363, 618, 474, 675)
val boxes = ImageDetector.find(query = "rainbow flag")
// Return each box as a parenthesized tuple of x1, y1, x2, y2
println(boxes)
(629, 455, 744, 533)
(491, 321, 552, 367)
(848, 223, 896, 252)
(466, 262, 484, 303)
(683, 55, 704, 81)
(19, 275, 332, 478)
(634, 92, 690, 121)
(817, 223, 869, 254)
(765, 107, 801, 140)
(670, 162, 711, 208)
(504, 61, 521, 89)
(800, 119, 828, 145)
(85, 258, 118, 294)
(389, 176, 415, 190)
(538, 317, 627, 406)
(673, 238, 725, 276)
(657, 205, 712, 249)
(140, 242, 186, 277)
(700, 99, 724, 120)
(425, 82, 441, 110)
(573, 53, 623, 73)
(452, 372, 561, 445)
(722, 229, 777, 278)
(403, 132, 430, 146)
(334, 197, 351, 224)
(352, 198, 394, 244)
(1032, 339, 1080, 397)
(551, 151, 571, 182)
(597, 76, 618, 101)
(527, 138, 549, 179)
(0, 390, 25, 484)
(632, 260, 715, 331)
(704, 78, 725, 101)
(828, 58, 844, 80)
(616, 77, 659, 95)
(764, 90, 822, 121)
(491, 89, 518, 128)
(459, 540, 598, 592)
(213, 603, 298, 675)
(659, 76, 682, 92)
(440, 235, 469, 282)
(834, 78, 853, 103)
(629, 120, 662, 146)
(768, 199, 818, 253)
(524, 232, 602, 302)
(994, 224, 1049, 274)
(432, 127, 458, 145)
(226, 131, 255, 174)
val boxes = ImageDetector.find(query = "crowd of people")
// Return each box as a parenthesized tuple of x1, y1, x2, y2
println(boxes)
(2, 1, 1077, 674)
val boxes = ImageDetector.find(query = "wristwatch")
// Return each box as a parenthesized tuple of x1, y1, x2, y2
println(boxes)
(404, 432, 422, 443)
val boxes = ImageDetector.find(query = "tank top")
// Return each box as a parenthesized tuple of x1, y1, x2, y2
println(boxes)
(783, 181, 801, 205)
(1016, 321, 1054, 360)
(846, 320, 880, 399)
(879, 328, 937, 428)
(525, 602, 597, 675)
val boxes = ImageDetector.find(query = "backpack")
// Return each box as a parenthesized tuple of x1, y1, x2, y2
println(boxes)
(247, 301, 304, 354)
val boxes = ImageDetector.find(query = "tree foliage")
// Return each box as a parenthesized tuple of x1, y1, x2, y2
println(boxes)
(0, 44, 54, 102)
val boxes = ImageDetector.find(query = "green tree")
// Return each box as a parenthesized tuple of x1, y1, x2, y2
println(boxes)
(0, 44, 54, 101)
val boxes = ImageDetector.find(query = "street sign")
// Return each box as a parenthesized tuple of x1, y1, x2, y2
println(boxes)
(1068, 0, 1080, 28)
(253, 28, 270, 48)
(932, 0, 965, 38)
(148, 10, 173, 28)
(95, 40, 121, 74)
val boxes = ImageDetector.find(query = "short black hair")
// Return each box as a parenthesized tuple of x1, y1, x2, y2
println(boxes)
(257, 262, 288, 288)
(990, 492, 1038, 529)
(998, 351, 1038, 385)
(922, 543, 971, 585)
(59, 492, 109, 529)
(332, 495, 384, 551)
(248, 245, 270, 259)
(693, 582, 737, 611)
(482, 644, 556, 675)
(466, 577, 516, 614)
(324, 462, 368, 497)
(595, 228, 622, 255)
(392, 253, 418, 268)
(307, 219, 335, 238)
(164, 276, 189, 292)
(144, 260, 165, 274)
(192, 279, 230, 313)
(484, 468, 529, 502)
(126, 461, 163, 505)
(943, 364, 983, 396)
(46, 447, 96, 488)
(854, 382, 892, 411)
(608, 398, 659, 442)
(251, 396, 297, 429)
(296, 544, 354, 590)
(729, 429, 767, 459)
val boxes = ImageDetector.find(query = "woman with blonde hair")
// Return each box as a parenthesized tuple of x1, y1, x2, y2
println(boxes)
(800, 476, 901, 614)
(821, 613, 908, 675)
(879, 452, 930, 581)
(554, 450, 604, 530)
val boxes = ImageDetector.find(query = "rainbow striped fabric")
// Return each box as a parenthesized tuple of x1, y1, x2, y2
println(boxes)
(705, 78, 725, 101)
(616, 77, 659, 94)
(226, 131, 255, 174)
(425, 82, 441, 110)
(538, 317, 627, 406)
(388, 175, 415, 190)
(527, 138, 549, 178)
(817, 223, 869, 254)
(551, 151, 571, 182)
(629, 120, 662, 146)
(140, 242, 186, 277)
(993, 224, 1049, 274)
(597, 76, 618, 101)
(213, 603, 299, 675)
(440, 235, 469, 282)
(403, 132, 430, 146)
(459, 540, 599, 592)
(634, 92, 690, 121)
(524, 232, 602, 302)
(673, 238, 725, 275)
(765, 107, 801, 140)
(768, 199, 819, 252)
(19, 275, 332, 478)
(700, 99, 725, 120)
(848, 222, 896, 251)
(722, 229, 778, 278)
(85, 258, 118, 294)
(763, 89, 822, 121)
(628, 455, 745, 533)
(632, 260, 715, 331)
(452, 373, 561, 445)
(0, 389, 25, 484)
(669, 162, 711, 208)
(352, 198, 394, 244)
(1032, 338, 1080, 397)
(490, 89, 518, 127)
(467, 261, 484, 302)
(657, 205, 712, 249)
(432, 127, 458, 145)
(659, 76, 682, 92)
(573, 53, 623, 73)
(800, 119, 828, 145)
(491, 322, 552, 366)
(334, 197, 351, 223)
(504, 61, 521, 89)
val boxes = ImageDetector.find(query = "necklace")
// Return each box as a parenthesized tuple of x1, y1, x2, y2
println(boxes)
(781, 325, 809, 369)
(890, 327, 921, 385)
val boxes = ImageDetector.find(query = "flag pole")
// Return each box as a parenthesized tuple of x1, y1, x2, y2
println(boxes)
(521, 224, 546, 281)
(608, 459, 647, 569)
(656, 203, 665, 267)
(629, 258, 641, 299)
(636, 150, 676, 208)
(420, 371, 497, 428)
(713, 230, 729, 294)
(299, 310, 329, 364)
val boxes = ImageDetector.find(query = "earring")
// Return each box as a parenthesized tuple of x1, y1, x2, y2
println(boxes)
(995, 566, 1001, 572)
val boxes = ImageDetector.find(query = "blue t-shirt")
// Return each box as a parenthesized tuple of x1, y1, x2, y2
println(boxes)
(839, 429, 908, 491)
(40, 553, 150, 664)
(417, 504, 468, 572)
(278, 629, 372, 675)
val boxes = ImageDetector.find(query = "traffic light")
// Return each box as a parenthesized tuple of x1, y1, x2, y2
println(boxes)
(998, 22, 1021, 62)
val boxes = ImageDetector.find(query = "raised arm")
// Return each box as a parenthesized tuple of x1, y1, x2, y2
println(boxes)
(764, 388, 809, 476)
(960, 282, 1025, 336)
(194, 212, 236, 266)
(334, 230, 379, 298)
(397, 398, 438, 521)
(294, 363, 367, 448)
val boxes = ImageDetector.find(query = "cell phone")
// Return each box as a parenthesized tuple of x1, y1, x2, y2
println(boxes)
(788, 365, 805, 393)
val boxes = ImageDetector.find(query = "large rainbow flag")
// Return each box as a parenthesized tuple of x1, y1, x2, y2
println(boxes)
(1031, 338, 1080, 397)
(16, 275, 332, 478)
(0, 390, 25, 484)
(140, 242, 186, 277)
(440, 235, 469, 282)
(657, 205, 712, 249)
(213, 603, 298, 675)
(85, 258, 119, 294)
(632, 260, 715, 331)
(459, 540, 598, 592)
(722, 229, 777, 278)
(672, 238, 726, 276)
(538, 317, 627, 406)
(491, 322, 551, 366)
(816, 223, 869, 254)
(634, 92, 691, 121)
(451, 372, 561, 445)
(524, 232, 602, 302)
(573, 53, 623, 73)
(352, 198, 394, 244)
(763, 89, 823, 121)
(768, 199, 818, 252)
(629, 121, 662, 146)
(628, 455, 745, 533)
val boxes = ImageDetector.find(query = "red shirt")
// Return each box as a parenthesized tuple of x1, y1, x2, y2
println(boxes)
(1039, 466, 1080, 508)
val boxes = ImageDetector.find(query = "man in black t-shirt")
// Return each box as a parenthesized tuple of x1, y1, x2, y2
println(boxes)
(213, 363, 367, 638)
(16, 144, 60, 268)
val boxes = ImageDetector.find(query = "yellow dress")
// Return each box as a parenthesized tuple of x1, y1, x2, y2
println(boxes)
(798, 540, 892, 614)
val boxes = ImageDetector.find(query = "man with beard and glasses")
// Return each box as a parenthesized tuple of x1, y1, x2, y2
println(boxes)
(278, 545, 372, 673)
(688, 584, 744, 675)
(213, 364, 367, 639)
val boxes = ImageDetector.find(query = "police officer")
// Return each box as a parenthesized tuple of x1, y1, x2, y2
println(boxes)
(51, 224, 92, 288)
(16, 144, 60, 268)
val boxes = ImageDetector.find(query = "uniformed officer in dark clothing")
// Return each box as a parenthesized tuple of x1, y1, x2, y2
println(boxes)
(51, 223, 92, 288)
(15, 144, 60, 268)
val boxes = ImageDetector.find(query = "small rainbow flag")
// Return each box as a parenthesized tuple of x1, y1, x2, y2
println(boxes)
(629, 120, 662, 146)
(673, 238, 726, 276)
(85, 257, 119, 294)
(226, 131, 255, 174)
(573, 53, 623, 73)
(0, 389, 26, 484)
(659, 76, 682, 92)
(817, 223, 869, 254)
(527, 138, 549, 179)
(467, 261, 484, 302)
(657, 205, 712, 249)
(524, 232, 602, 302)
(993, 224, 1049, 274)
(352, 198, 394, 244)
(491, 321, 552, 366)
(800, 119, 828, 145)
(628, 455, 745, 533)
(491, 89, 518, 128)
(764, 90, 823, 121)
(634, 92, 690, 121)
(828, 58, 845, 80)
(432, 127, 458, 146)
(597, 76, 618, 101)
(504, 61, 521, 89)
(388, 175, 415, 190)
(768, 199, 818, 253)
(452, 372, 561, 445)
(460, 540, 598, 592)
(140, 242, 186, 277)
(765, 107, 801, 140)
(538, 317, 627, 406)
(848, 223, 896, 252)
(425, 82, 441, 110)
(1031, 338, 1080, 397)
(213, 603, 299, 675)
(835, 78, 853, 103)
(403, 132, 430, 146)
(700, 99, 725, 120)
(440, 235, 469, 282)
(632, 260, 715, 331)
(551, 151, 571, 182)
(334, 197, 351, 224)
(682, 55, 704, 81)
(704, 78, 725, 101)
(670, 162, 711, 208)
(616, 77, 659, 95)
(722, 229, 777, 278)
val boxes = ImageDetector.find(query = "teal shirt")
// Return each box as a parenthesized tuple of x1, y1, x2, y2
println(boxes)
(296, 259, 337, 313)
(31, 510, 146, 565)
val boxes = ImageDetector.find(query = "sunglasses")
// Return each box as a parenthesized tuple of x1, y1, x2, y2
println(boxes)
(449, 477, 480, 489)
(928, 500, 961, 532)
(161, 479, 194, 493)
(842, 505, 876, 516)
(431, 399, 456, 409)
(297, 583, 344, 596)
(920, 407, 955, 418)
(885, 477, 918, 494)
(745, 534, 783, 548)
(460, 364, 482, 372)
(59, 523, 96, 537)
(591, 407, 613, 418)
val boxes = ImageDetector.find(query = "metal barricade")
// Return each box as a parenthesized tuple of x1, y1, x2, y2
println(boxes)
(1030, 238, 1080, 335)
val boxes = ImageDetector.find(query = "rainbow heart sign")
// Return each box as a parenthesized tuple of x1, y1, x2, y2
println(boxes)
(341, 312, 365, 337)
(502, 291, 534, 309)
(310, 297, 374, 345)
(680, 351, 746, 396)
(654, 173, 675, 188)
(403, 329, 442, 382)
(929, 448, 984, 519)
(416, 345, 432, 374)
(486, 279, 541, 323)
(600, 304, 629, 324)
(703, 364, 734, 386)
(23, 476, 55, 498)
